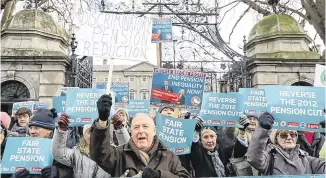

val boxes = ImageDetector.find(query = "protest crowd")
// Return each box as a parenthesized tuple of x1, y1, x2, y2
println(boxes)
(0, 80, 325, 178)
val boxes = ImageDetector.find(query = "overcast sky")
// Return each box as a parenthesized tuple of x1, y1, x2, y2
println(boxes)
(6, 0, 325, 66)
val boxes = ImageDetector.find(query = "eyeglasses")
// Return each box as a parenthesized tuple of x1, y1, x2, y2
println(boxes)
(279, 132, 298, 139)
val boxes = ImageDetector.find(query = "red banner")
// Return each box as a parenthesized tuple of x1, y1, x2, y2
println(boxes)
(151, 89, 179, 102)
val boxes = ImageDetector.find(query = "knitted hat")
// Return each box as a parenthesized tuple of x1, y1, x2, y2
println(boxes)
(158, 106, 174, 113)
(0, 112, 11, 130)
(29, 108, 54, 130)
(201, 127, 218, 137)
(83, 124, 92, 135)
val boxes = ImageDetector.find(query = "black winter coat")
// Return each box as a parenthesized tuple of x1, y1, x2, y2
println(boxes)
(297, 132, 325, 158)
(190, 141, 230, 177)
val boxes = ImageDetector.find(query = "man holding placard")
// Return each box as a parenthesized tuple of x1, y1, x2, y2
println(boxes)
(90, 94, 191, 178)
(2, 108, 73, 178)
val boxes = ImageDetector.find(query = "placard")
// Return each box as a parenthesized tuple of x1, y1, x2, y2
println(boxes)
(1, 137, 53, 174)
(199, 92, 243, 128)
(52, 96, 66, 113)
(65, 88, 115, 120)
(74, 8, 152, 60)
(151, 18, 173, 43)
(125, 100, 150, 118)
(150, 68, 206, 109)
(156, 113, 196, 155)
(239, 88, 267, 116)
(264, 85, 325, 132)
(12, 102, 48, 117)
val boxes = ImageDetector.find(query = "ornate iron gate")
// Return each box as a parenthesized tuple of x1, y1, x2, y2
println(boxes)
(66, 34, 93, 88)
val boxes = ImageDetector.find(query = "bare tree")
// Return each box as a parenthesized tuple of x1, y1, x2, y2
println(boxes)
(236, 0, 325, 45)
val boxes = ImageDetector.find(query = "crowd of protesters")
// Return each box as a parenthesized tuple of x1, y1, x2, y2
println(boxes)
(0, 94, 325, 178)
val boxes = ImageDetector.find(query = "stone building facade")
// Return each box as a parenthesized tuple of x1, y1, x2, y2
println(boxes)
(1, 9, 70, 114)
(92, 61, 156, 100)
(245, 14, 324, 88)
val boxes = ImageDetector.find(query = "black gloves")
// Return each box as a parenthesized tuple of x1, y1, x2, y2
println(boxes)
(193, 116, 204, 131)
(239, 115, 249, 131)
(259, 112, 274, 130)
(50, 108, 58, 119)
(11, 168, 31, 178)
(142, 167, 160, 178)
(97, 94, 112, 121)
(184, 112, 191, 119)
(41, 166, 58, 178)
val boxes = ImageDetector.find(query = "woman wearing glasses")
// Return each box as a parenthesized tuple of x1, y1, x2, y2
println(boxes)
(246, 112, 325, 175)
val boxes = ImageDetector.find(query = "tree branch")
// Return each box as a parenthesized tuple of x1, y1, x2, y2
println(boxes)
(238, 0, 270, 16)
(228, 6, 250, 44)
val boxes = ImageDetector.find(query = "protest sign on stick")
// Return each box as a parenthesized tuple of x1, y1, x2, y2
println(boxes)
(265, 85, 325, 132)
(1, 137, 53, 174)
(150, 68, 206, 109)
(95, 81, 129, 104)
(156, 113, 196, 155)
(52, 96, 66, 113)
(314, 64, 326, 87)
(239, 88, 267, 116)
(200, 92, 243, 128)
(74, 8, 152, 60)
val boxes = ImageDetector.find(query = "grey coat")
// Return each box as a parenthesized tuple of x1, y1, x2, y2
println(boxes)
(52, 129, 111, 178)
(246, 126, 325, 175)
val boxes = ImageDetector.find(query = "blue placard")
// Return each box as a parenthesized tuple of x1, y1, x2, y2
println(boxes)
(60, 87, 79, 96)
(111, 82, 129, 104)
(12, 102, 48, 117)
(151, 18, 173, 43)
(95, 82, 129, 104)
(239, 88, 267, 116)
(125, 100, 150, 118)
(52, 96, 66, 113)
(156, 113, 196, 155)
(0, 137, 53, 174)
(199, 92, 243, 128)
(265, 86, 325, 132)
(65, 88, 115, 120)
(150, 68, 206, 109)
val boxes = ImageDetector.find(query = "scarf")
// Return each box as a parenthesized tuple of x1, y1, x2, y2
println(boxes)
(207, 150, 225, 177)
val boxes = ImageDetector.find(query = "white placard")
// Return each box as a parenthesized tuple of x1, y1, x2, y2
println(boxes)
(74, 8, 152, 61)
(314, 64, 326, 87)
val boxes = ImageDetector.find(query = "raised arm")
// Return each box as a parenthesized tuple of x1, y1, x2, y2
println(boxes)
(52, 114, 75, 167)
(246, 112, 274, 174)
(90, 94, 120, 174)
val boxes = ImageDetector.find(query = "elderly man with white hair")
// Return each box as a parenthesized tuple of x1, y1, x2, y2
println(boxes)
(90, 94, 191, 178)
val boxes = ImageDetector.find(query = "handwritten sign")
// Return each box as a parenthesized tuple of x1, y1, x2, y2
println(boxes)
(74, 8, 152, 60)
(156, 113, 196, 155)
(12, 102, 48, 117)
(150, 68, 206, 109)
(314, 64, 326, 87)
(264, 85, 325, 132)
(151, 18, 173, 43)
(200, 92, 243, 128)
(1, 137, 53, 174)
(125, 100, 150, 117)
(239, 88, 267, 116)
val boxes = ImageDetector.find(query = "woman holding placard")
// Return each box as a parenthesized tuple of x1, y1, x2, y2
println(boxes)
(246, 112, 325, 175)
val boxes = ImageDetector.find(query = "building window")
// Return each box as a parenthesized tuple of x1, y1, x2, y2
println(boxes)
(92, 77, 97, 82)
(104, 78, 108, 82)
(130, 91, 135, 100)
(141, 90, 149, 100)
(117, 78, 122, 82)
(142, 77, 147, 83)
(103, 59, 108, 65)
(129, 77, 135, 83)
